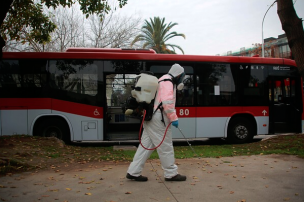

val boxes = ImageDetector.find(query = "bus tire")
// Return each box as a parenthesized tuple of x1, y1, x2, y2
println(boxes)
(37, 118, 70, 144)
(227, 117, 254, 144)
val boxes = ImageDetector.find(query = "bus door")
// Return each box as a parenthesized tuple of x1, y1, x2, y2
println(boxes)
(104, 73, 140, 141)
(268, 77, 302, 133)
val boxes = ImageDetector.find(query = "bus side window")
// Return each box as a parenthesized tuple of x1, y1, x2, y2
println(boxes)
(176, 75, 194, 106)
(241, 64, 268, 106)
(196, 63, 237, 106)
(0, 60, 21, 89)
(49, 59, 99, 105)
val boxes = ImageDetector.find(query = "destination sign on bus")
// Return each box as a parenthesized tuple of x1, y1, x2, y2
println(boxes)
(273, 66, 290, 71)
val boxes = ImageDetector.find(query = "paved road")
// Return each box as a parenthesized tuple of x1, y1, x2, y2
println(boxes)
(0, 154, 303, 202)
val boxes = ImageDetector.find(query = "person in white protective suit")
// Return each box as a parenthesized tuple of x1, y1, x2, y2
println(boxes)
(126, 63, 186, 182)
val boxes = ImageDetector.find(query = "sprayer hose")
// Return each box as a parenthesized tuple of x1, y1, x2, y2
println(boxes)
(139, 110, 171, 150)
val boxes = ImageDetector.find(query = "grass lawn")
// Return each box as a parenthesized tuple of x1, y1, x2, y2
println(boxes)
(0, 134, 303, 175)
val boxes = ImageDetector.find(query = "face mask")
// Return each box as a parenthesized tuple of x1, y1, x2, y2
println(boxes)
(177, 83, 184, 91)
(178, 72, 185, 85)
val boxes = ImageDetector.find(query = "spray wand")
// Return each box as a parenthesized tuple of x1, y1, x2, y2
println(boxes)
(176, 127, 200, 159)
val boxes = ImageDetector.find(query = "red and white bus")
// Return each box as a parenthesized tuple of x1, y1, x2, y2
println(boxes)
(1, 48, 303, 144)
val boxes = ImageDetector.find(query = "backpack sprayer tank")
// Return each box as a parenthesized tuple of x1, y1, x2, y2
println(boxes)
(124, 71, 158, 119)
(132, 72, 158, 104)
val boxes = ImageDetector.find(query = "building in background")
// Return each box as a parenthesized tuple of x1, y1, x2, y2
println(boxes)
(221, 34, 291, 59)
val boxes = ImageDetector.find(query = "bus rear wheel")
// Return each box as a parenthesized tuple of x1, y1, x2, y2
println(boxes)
(228, 117, 254, 144)
(36, 118, 70, 144)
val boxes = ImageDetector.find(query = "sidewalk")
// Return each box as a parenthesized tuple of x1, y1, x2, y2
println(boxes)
(0, 154, 303, 202)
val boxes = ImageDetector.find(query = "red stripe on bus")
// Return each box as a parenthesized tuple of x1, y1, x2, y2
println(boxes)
(0, 98, 103, 119)
(0, 98, 52, 109)
(176, 106, 269, 118)
(52, 99, 103, 118)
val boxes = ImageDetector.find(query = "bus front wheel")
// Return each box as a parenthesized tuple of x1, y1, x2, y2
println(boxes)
(227, 117, 254, 144)
(36, 118, 70, 143)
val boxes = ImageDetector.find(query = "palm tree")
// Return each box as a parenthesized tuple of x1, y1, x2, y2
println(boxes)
(131, 17, 186, 54)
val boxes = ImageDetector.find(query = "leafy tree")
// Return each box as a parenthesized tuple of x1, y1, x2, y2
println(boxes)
(1, 0, 56, 46)
(131, 17, 185, 54)
(3, 4, 141, 52)
(3, 4, 85, 52)
(0, 0, 128, 56)
(277, 0, 304, 77)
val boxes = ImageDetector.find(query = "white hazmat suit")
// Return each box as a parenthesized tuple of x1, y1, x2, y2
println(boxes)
(127, 64, 186, 181)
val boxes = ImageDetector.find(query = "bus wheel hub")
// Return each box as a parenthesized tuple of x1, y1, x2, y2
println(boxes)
(50, 132, 57, 137)
(235, 126, 247, 139)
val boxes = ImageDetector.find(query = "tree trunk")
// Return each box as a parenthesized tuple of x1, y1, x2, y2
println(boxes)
(277, 0, 304, 77)
(0, 0, 14, 58)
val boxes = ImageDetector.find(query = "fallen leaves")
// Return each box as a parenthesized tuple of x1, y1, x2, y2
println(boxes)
(48, 176, 55, 181)
(1, 135, 303, 202)
(48, 189, 59, 192)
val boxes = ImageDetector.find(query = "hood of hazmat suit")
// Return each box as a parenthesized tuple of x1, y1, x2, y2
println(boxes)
(168, 64, 185, 84)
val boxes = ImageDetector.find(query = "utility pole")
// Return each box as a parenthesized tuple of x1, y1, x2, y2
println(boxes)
(262, 1, 277, 57)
